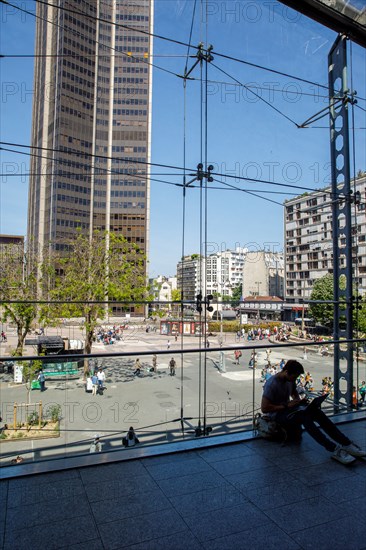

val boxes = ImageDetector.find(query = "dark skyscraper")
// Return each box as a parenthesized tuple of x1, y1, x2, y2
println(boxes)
(28, 0, 153, 267)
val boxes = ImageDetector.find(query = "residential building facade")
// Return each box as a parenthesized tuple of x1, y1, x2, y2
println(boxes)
(177, 248, 246, 305)
(284, 173, 366, 301)
(242, 251, 284, 298)
(27, 0, 153, 267)
(177, 255, 204, 303)
(206, 248, 246, 299)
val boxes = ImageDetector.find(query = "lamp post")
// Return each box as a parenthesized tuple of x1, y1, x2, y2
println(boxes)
(213, 279, 231, 345)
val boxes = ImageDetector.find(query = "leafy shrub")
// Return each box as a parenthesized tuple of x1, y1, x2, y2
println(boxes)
(47, 404, 62, 423)
(27, 411, 39, 426)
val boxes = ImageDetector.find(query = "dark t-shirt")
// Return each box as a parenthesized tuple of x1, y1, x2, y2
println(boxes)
(262, 375, 296, 417)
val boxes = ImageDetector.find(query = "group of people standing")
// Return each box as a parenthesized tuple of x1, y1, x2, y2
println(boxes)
(86, 367, 106, 395)
(132, 356, 176, 376)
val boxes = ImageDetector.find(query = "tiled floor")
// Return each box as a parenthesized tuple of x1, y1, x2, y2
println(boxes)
(1, 420, 365, 549)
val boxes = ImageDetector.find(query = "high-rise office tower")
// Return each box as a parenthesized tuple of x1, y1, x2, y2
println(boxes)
(27, 0, 153, 265)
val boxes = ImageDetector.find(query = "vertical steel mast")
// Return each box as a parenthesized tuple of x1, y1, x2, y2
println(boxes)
(328, 35, 353, 411)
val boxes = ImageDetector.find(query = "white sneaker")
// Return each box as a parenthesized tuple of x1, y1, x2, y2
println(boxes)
(331, 444, 356, 465)
(342, 442, 366, 458)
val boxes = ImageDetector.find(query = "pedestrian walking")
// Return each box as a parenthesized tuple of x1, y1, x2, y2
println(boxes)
(234, 350, 242, 364)
(358, 381, 366, 404)
(91, 373, 98, 395)
(133, 358, 141, 376)
(167, 340, 171, 350)
(169, 357, 176, 376)
(37, 369, 46, 392)
(97, 368, 105, 390)
(152, 354, 157, 373)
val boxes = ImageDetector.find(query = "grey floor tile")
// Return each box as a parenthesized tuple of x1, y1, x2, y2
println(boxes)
(169, 484, 247, 517)
(273, 448, 330, 469)
(61, 539, 104, 550)
(4, 514, 98, 550)
(122, 529, 203, 550)
(183, 502, 271, 542)
(264, 496, 349, 534)
(8, 469, 79, 488)
(291, 515, 366, 550)
(6, 493, 91, 529)
(352, 459, 366, 477)
(202, 522, 301, 550)
(245, 438, 315, 458)
(156, 469, 228, 498)
(336, 495, 366, 525)
(90, 487, 172, 523)
(225, 465, 294, 494)
(0, 502, 5, 523)
(290, 460, 358, 486)
(145, 457, 213, 481)
(245, 478, 319, 510)
(143, 451, 200, 467)
(79, 460, 146, 484)
(320, 473, 366, 503)
(209, 453, 273, 476)
(98, 508, 187, 549)
(7, 477, 86, 507)
(0, 481, 8, 504)
(197, 443, 256, 462)
(84, 472, 158, 503)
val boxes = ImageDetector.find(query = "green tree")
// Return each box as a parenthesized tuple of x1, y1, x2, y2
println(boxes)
(309, 274, 336, 326)
(231, 284, 242, 307)
(20, 356, 44, 404)
(309, 274, 366, 330)
(44, 231, 147, 374)
(0, 243, 39, 354)
(171, 289, 181, 302)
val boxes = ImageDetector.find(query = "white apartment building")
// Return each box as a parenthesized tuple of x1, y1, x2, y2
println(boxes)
(177, 248, 246, 304)
(242, 251, 284, 298)
(284, 173, 366, 301)
(206, 248, 246, 298)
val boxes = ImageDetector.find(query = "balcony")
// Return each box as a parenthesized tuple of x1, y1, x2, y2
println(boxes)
(0, 416, 364, 549)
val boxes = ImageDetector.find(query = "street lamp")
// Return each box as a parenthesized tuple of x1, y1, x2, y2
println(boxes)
(213, 280, 232, 345)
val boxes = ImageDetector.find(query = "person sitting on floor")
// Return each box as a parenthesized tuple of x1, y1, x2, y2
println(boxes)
(261, 359, 366, 465)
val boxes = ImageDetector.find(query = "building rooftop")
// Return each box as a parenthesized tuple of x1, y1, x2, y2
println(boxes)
(1, 417, 365, 549)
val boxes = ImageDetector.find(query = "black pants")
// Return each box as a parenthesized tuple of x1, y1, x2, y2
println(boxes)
(274, 407, 351, 452)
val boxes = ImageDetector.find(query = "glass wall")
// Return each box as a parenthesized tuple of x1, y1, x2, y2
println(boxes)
(1, 309, 365, 468)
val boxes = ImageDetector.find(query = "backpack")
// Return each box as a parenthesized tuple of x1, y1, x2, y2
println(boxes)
(253, 413, 287, 441)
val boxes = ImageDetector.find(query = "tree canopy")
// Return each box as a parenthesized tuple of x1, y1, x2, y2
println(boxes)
(0, 243, 38, 354)
(309, 273, 366, 332)
(43, 231, 147, 371)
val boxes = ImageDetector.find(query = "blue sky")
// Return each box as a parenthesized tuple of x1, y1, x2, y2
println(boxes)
(1, 1, 365, 277)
